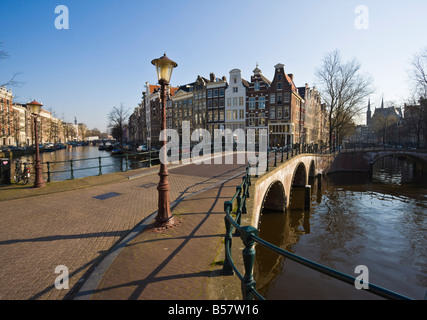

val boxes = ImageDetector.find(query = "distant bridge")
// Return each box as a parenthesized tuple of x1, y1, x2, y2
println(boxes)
(329, 148, 427, 174)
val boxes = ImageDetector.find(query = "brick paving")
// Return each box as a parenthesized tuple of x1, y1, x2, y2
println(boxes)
(0, 154, 247, 300)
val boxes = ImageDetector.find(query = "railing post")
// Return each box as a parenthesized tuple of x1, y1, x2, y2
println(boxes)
(281, 147, 284, 163)
(235, 186, 242, 236)
(266, 151, 269, 172)
(46, 161, 51, 183)
(70, 159, 74, 180)
(125, 154, 129, 172)
(255, 159, 259, 178)
(222, 201, 234, 276)
(98, 156, 102, 176)
(240, 226, 258, 300)
(148, 150, 152, 168)
(274, 149, 277, 167)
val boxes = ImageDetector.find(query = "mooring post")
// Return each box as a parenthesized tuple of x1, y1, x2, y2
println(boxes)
(305, 185, 311, 210)
(317, 173, 322, 190)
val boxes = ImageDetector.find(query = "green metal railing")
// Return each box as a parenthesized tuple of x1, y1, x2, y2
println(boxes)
(15, 150, 161, 183)
(222, 149, 414, 300)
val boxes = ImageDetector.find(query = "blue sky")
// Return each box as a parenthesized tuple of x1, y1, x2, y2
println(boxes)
(1, 0, 426, 131)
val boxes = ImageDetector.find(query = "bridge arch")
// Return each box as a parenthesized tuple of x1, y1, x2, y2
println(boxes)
(260, 180, 286, 216)
(371, 153, 427, 173)
(289, 162, 308, 210)
(291, 162, 307, 187)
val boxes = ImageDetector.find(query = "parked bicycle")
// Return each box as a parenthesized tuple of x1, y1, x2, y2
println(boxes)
(14, 160, 31, 184)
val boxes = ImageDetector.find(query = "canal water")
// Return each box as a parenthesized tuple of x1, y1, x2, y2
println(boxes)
(254, 156, 427, 300)
(15, 146, 149, 182)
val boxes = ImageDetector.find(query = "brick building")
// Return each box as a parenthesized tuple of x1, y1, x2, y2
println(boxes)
(246, 64, 271, 143)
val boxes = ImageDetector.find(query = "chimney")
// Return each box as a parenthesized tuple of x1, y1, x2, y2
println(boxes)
(288, 74, 294, 82)
(210, 73, 215, 82)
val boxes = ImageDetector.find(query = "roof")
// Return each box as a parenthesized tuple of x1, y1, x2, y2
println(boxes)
(242, 78, 250, 88)
(148, 84, 179, 96)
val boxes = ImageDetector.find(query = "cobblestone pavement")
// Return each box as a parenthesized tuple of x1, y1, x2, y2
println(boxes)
(0, 154, 247, 300)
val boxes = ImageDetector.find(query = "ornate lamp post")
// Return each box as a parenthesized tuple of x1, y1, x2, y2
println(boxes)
(151, 53, 178, 228)
(27, 100, 45, 188)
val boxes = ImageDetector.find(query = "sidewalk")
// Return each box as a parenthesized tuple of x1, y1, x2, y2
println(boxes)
(74, 172, 245, 300)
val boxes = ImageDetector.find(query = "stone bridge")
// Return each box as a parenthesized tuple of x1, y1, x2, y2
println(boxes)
(247, 153, 334, 229)
(329, 149, 427, 174)
(246, 149, 427, 229)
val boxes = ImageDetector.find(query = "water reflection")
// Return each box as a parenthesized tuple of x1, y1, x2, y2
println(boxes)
(254, 156, 427, 300)
(14, 146, 149, 182)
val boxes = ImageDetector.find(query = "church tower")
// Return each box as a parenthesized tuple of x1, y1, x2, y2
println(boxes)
(366, 98, 371, 126)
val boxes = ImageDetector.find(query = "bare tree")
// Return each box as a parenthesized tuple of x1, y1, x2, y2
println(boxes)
(315, 50, 374, 147)
(409, 46, 427, 98)
(108, 104, 130, 146)
(0, 43, 22, 88)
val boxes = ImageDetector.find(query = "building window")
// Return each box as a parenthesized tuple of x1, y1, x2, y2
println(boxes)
(239, 97, 244, 106)
(234, 77, 237, 83)
(249, 113, 255, 126)
(208, 100, 213, 108)
(213, 110, 218, 121)
(270, 94, 275, 104)
(227, 110, 232, 120)
(208, 90, 212, 98)
(284, 92, 290, 103)
(227, 98, 232, 106)
(277, 82, 282, 90)
(254, 82, 260, 91)
(283, 106, 290, 118)
(233, 87, 238, 93)
(239, 109, 244, 119)
(219, 110, 224, 121)
(277, 93, 282, 105)
(219, 98, 225, 107)
(249, 97, 256, 109)
(233, 97, 237, 106)
(214, 89, 218, 97)
(233, 110, 237, 120)
(219, 88, 225, 97)
(277, 107, 282, 119)
(270, 107, 275, 119)
(277, 74, 282, 80)
(259, 113, 265, 126)
(258, 97, 266, 109)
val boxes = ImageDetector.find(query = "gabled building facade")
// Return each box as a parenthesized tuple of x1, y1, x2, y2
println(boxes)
(268, 64, 303, 147)
(224, 69, 248, 132)
(246, 64, 271, 143)
(206, 73, 227, 137)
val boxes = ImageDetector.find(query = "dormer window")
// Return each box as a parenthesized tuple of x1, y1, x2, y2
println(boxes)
(254, 82, 260, 91)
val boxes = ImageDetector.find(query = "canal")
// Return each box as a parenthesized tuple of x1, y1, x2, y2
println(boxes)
(14, 145, 149, 182)
(255, 156, 427, 300)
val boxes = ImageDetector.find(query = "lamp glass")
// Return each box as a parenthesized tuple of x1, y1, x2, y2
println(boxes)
(151, 54, 177, 83)
(28, 103, 41, 116)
